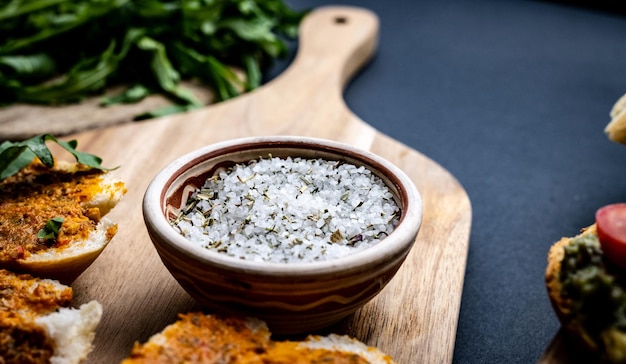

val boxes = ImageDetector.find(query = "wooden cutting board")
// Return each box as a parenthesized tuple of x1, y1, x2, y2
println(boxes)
(35, 6, 472, 363)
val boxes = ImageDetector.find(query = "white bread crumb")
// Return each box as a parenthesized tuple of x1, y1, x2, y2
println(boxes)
(35, 300, 103, 364)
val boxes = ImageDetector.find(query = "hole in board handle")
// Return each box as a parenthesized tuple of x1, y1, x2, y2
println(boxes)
(334, 16, 348, 25)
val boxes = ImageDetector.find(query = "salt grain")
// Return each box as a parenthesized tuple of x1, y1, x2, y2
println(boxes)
(172, 157, 400, 263)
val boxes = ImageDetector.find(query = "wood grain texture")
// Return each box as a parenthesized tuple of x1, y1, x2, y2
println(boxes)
(36, 6, 472, 363)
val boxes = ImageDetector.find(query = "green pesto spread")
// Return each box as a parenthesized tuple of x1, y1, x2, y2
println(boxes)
(561, 233, 626, 362)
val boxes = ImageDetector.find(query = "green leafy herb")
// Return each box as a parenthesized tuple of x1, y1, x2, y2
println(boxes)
(0, 133, 111, 181)
(0, 0, 307, 118)
(101, 84, 151, 106)
(37, 217, 65, 240)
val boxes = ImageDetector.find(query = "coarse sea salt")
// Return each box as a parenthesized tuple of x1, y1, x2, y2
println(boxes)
(172, 156, 400, 263)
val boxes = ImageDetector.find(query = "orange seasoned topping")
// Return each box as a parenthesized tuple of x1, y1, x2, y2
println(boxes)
(257, 341, 371, 363)
(0, 160, 107, 262)
(0, 269, 72, 363)
(0, 312, 54, 364)
(122, 313, 371, 364)
(122, 313, 270, 364)
(0, 269, 72, 317)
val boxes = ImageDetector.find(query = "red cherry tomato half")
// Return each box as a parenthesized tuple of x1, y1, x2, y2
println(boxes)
(596, 203, 626, 269)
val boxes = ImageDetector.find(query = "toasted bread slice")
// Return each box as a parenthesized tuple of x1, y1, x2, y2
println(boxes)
(0, 159, 126, 283)
(122, 313, 396, 364)
(546, 224, 626, 362)
(0, 269, 102, 364)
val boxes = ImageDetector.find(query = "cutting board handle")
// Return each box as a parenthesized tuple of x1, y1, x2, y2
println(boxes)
(286, 6, 379, 91)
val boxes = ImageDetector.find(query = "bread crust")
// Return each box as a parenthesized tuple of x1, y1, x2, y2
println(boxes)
(546, 224, 600, 352)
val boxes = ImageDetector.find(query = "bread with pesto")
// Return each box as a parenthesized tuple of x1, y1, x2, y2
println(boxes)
(546, 224, 626, 362)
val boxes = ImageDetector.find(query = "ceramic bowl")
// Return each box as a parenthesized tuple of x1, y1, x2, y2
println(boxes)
(142, 136, 423, 335)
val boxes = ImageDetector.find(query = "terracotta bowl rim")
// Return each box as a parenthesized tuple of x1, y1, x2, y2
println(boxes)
(143, 135, 423, 277)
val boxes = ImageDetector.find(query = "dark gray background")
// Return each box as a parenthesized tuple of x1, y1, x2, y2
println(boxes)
(266, 1, 626, 363)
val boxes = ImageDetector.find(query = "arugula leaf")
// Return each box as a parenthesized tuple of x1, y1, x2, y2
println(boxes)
(133, 104, 201, 121)
(242, 53, 261, 91)
(0, 53, 56, 81)
(101, 84, 151, 106)
(0, 0, 70, 22)
(37, 217, 65, 240)
(136, 36, 202, 107)
(0, 142, 36, 181)
(0, 134, 111, 181)
(171, 42, 243, 101)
